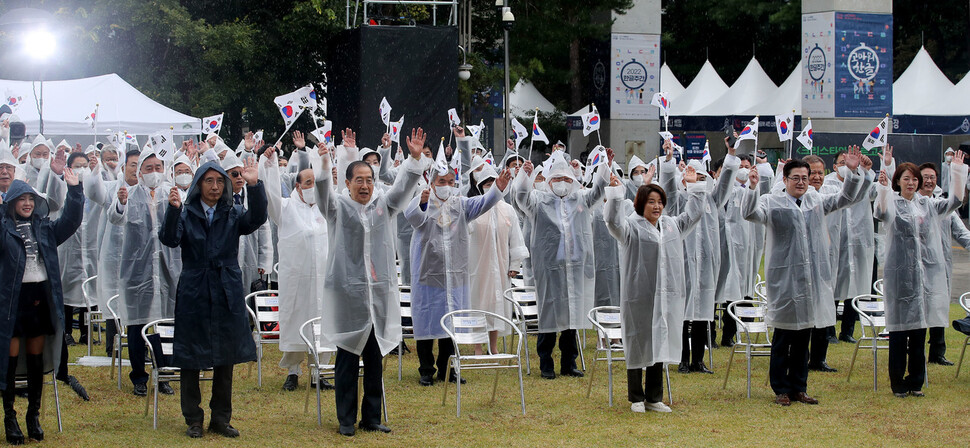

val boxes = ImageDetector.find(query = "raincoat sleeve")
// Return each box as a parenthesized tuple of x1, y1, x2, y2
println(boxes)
(309, 150, 338, 220)
(939, 162, 969, 214)
(43, 166, 67, 213)
(581, 162, 610, 209)
(821, 167, 865, 215)
(512, 169, 537, 214)
(201, 148, 219, 164)
(674, 191, 706, 234)
(51, 184, 84, 245)
(463, 182, 506, 222)
(404, 195, 428, 228)
(604, 185, 631, 243)
(872, 183, 895, 223)
(509, 210, 528, 270)
(377, 145, 397, 184)
(741, 183, 767, 224)
(238, 182, 269, 236)
(256, 220, 274, 271)
(158, 202, 183, 248)
(950, 212, 970, 249)
(107, 189, 129, 225)
(258, 152, 283, 225)
(386, 155, 425, 215)
(659, 157, 681, 212)
(714, 154, 741, 207)
(84, 165, 110, 206)
(770, 160, 785, 190)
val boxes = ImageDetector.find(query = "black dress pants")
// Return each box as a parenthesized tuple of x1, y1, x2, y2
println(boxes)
(808, 326, 832, 366)
(334, 329, 383, 428)
(180, 364, 233, 426)
(680, 321, 708, 365)
(927, 327, 947, 360)
(889, 328, 926, 394)
(127, 324, 149, 385)
(627, 363, 664, 403)
(416, 338, 454, 379)
(537, 329, 578, 374)
(769, 328, 811, 395)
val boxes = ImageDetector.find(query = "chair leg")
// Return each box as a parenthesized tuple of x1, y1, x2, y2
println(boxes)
(722, 346, 736, 390)
(955, 337, 969, 378)
(397, 341, 403, 381)
(303, 368, 311, 414)
(455, 360, 462, 418)
(707, 328, 714, 369)
(381, 376, 389, 424)
(523, 329, 532, 375)
(441, 362, 450, 407)
(745, 347, 752, 398)
(86, 316, 93, 357)
(50, 372, 62, 432)
(316, 372, 323, 427)
(872, 343, 878, 391)
(847, 339, 861, 383)
(576, 332, 587, 371)
(518, 358, 526, 415)
(110, 335, 117, 379)
(665, 364, 673, 405)
(490, 363, 501, 404)
(256, 344, 262, 389)
(585, 356, 598, 399)
(606, 354, 614, 407)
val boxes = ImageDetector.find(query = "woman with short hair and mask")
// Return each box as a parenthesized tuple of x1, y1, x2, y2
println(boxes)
(58, 153, 95, 346)
(406, 156, 511, 385)
(107, 148, 181, 397)
(513, 148, 613, 379)
(1, 167, 83, 444)
(258, 143, 330, 392)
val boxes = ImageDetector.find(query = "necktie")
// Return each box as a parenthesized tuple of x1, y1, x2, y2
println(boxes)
(795, 198, 802, 207)
(234, 193, 242, 206)
(206, 207, 214, 225)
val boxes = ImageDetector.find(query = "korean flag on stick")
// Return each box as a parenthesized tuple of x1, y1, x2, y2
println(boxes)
(379, 97, 392, 126)
(310, 121, 334, 148)
(581, 104, 601, 137)
(447, 108, 461, 127)
(149, 128, 176, 162)
(203, 113, 224, 135)
(862, 116, 891, 150)
(733, 116, 759, 156)
(511, 118, 528, 150)
(774, 112, 794, 142)
(531, 110, 549, 145)
(275, 88, 310, 130)
(796, 119, 814, 152)
(390, 116, 404, 144)
(84, 104, 99, 129)
(651, 92, 670, 126)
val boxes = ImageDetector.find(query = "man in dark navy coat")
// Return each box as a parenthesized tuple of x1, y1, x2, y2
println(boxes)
(159, 158, 267, 438)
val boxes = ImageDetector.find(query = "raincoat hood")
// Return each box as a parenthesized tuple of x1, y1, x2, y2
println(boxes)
(186, 161, 233, 208)
(4, 179, 49, 218)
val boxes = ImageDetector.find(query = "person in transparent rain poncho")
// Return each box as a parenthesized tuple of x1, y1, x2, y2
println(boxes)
(659, 140, 739, 375)
(221, 151, 274, 294)
(604, 166, 706, 413)
(308, 128, 428, 437)
(513, 147, 614, 380)
(107, 148, 181, 397)
(874, 155, 967, 398)
(742, 148, 871, 407)
(258, 143, 329, 392)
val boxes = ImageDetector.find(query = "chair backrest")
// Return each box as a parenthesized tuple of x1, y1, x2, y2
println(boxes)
(587, 306, 622, 349)
(105, 294, 123, 328)
(754, 281, 768, 302)
(852, 294, 886, 337)
(504, 287, 538, 323)
(298, 317, 336, 365)
(959, 292, 970, 315)
(726, 300, 770, 342)
(400, 286, 412, 319)
(273, 262, 280, 276)
(141, 318, 176, 370)
(872, 278, 884, 296)
(246, 290, 280, 338)
(441, 310, 523, 355)
(81, 275, 98, 309)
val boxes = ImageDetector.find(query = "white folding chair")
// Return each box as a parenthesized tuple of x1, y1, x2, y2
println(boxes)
(585, 306, 627, 406)
(141, 319, 212, 429)
(846, 294, 890, 390)
(753, 281, 768, 303)
(955, 293, 970, 378)
(80, 275, 105, 356)
(504, 287, 537, 374)
(873, 278, 884, 296)
(395, 286, 413, 380)
(439, 310, 526, 417)
(299, 318, 387, 426)
(721, 300, 772, 398)
(245, 290, 280, 388)
(105, 295, 127, 390)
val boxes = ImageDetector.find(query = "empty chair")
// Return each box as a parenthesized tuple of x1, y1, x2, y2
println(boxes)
(439, 310, 526, 417)
(394, 286, 414, 380)
(245, 290, 280, 388)
(141, 319, 211, 429)
(80, 275, 105, 356)
(955, 293, 970, 378)
(721, 300, 772, 398)
(105, 295, 127, 390)
(585, 306, 624, 406)
(846, 294, 889, 390)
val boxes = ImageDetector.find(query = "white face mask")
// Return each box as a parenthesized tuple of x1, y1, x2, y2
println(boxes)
(735, 168, 750, 183)
(30, 157, 46, 170)
(535, 182, 550, 193)
(688, 179, 708, 192)
(140, 172, 165, 189)
(945, 155, 953, 163)
(550, 180, 571, 197)
(837, 165, 851, 179)
(299, 185, 317, 205)
(175, 173, 193, 188)
(572, 167, 583, 179)
(73, 167, 90, 180)
(434, 185, 456, 201)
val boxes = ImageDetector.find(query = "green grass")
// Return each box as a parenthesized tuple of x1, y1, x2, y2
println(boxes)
(18, 304, 970, 447)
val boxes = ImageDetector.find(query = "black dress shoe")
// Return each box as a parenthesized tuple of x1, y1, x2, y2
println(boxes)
(540, 371, 556, 380)
(64, 375, 90, 401)
(448, 375, 467, 385)
(929, 356, 955, 366)
(158, 381, 175, 395)
(338, 425, 356, 437)
(808, 362, 838, 373)
(360, 423, 391, 433)
(282, 374, 299, 391)
(839, 334, 857, 344)
(677, 363, 690, 374)
(185, 422, 204, 438)
(311, 379, 334, 390)
(720, 340, 735, 348)
(208, 422, 239, 438)
(561, 368, 584, 378)
(64, 334, 77, 346)
(826, 335, 840, 345)
(419, 375, 435, 386)
(4, 413, 24, 445)
(133, 383, 148, 397)
(689, 362, 714, 374)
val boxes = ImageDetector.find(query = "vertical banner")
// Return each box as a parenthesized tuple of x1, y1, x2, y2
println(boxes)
(610, 33, 660, 120)
(802, 12, 836, 118)
(834, 13, 893, 117)
(685, 133, 707, 159)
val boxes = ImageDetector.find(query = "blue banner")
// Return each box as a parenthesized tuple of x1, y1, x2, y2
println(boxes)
(834, 12, 893, 117)
(685, 133, 707, 159)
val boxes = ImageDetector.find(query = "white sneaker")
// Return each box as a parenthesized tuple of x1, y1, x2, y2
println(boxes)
(644, 401, 672, 413)
(630, 402, 646, 413)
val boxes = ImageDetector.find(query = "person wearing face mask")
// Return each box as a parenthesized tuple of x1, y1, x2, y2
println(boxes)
(257, 144, 330, 392)
(307, 128, 427, 437)
(221, 151, 274, 294)
(100, 147, 121, 181)
(1, 169, 83, 445)
(743, 148, 870, 407)
(918, 162, 970, 367)
(19, 135, 67, 215)
(661, 140, 739, 375)
(940, 147, 955, 194)
(107, 148, 181, 397)
(625, 156, 652, 201)
(23, 135, 52, 187)
(513, 148, 614, 379)
(405, 156, 511, 386)
(604, 173, 706, 413)
(875, 156, 968, 398)
(57, 153, 95, 348)
(172, 157, 196, 197)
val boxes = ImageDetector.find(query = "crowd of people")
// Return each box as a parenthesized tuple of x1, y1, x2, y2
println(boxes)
(0, 112, 968, 441)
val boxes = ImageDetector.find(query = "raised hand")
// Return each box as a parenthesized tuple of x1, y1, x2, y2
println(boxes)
(609, 174, 621, 187)
(664, 139, 674, 161)
(452, 126, 465, 138)
(168, 186, 181, 208)
(844, 146, 862, 171)
(748, 167, 759, 189)
(645, 164, 657, 183)
(241, 157, 259, 186)
(506, 138, 515, 151)
(118, 185, 129, 205)
(292, 130, 306, 149)
(522, 161, 534, 176)
(50, 147, 67, 175)
(420, 188, 431, 205)
(878, 169, 889, 186)
(861, 154, 873, 171)
(406, 128, 426, 159)
(954, 150, 966, 167)
(606, 147, 615, 165)
(262, 143, 277, 163)
(63, 167, 79, 186)
(882, 145, 893, 166)
(341, 128, 357, 148)
(73, 143, 84, 153)
(316, 141, 330, 159)
(495, 168, 512, 191)
(381, 133, 391, 149)
(244, 131, 256, 151)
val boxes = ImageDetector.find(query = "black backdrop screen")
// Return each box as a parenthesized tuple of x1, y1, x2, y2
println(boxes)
(329, 26, 458, 151)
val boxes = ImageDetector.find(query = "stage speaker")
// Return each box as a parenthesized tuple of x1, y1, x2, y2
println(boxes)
(329, 25, 458, 151)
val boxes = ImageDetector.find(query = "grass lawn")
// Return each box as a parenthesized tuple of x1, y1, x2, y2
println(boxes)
(18, 304, 970, 447)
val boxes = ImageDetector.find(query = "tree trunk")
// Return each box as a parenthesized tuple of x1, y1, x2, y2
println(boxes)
(569, 37, 582, 111)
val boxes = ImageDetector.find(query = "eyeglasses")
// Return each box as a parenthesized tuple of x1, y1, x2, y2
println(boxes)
(787, 176, 809, 184)
(202, 178, 225, 186)
(352, 177, 374, 186)
(229, 171, 242, 178)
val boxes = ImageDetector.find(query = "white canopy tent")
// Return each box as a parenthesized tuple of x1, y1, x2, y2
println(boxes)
(0, 73, 202, 137)
(692, 57, 777, 116)
(893, 47, 955, 115)
(741, 66, 801, 116)
(509, 79, 558, 117)
(660, 63, 686, 101)
(669, 60, 729, 116)
(913, 71, 970, 116)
